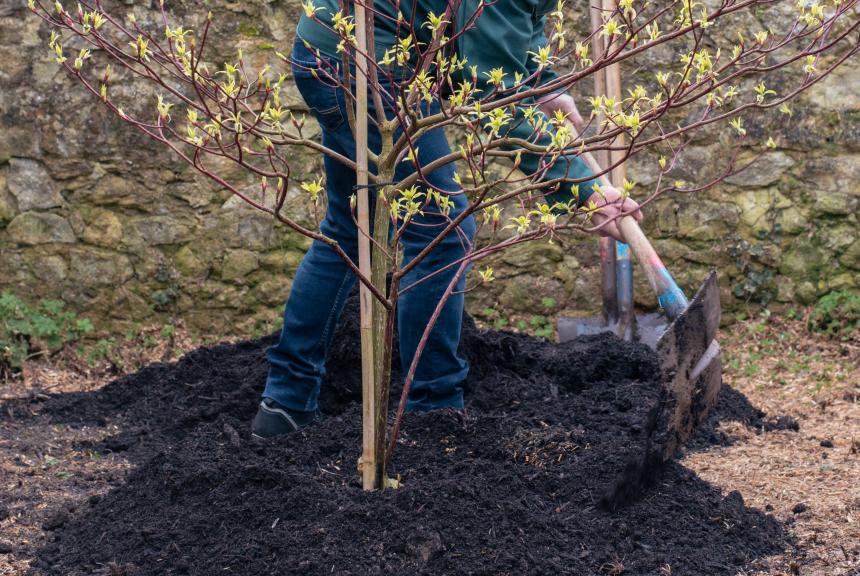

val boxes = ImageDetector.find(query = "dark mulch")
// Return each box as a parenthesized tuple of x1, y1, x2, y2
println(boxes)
(3, 298, 793, 575)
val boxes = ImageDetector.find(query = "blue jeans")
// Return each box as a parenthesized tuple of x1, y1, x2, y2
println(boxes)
(263, 39, 477, 413)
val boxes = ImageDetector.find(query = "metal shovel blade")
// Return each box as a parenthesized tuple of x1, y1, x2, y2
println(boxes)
(559, 271, 721, 462)
(597, 271, 722, 508)
(557, 312, 668, 350)
(651, 270, 722, 462)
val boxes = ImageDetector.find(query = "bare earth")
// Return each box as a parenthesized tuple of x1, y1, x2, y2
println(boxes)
(1, 315, 858, 576)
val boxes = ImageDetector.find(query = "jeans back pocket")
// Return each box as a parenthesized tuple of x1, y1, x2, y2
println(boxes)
(291, 45, 345, 131)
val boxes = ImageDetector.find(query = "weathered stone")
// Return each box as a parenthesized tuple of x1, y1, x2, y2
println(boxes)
(0, 138, 9, 165)
(0, 126, 38, 161)
(255, 277, 293, 306)
(0, 169, 18, 223)
(675, 200, 740, 241)
(666, 145, 724, 183)
(221, 249, 260, 281)
(27, 254, 68, 283)
(30, 51, 63, 90)
(127, 246, 170, 281)
(221, 186, 279, 212)
(562, 254, 580, 270)
(69, 250, 134, 286)
(67, 210, 87, 237)
(774, 206, 807, 235)
(628, 152, 660, 186)
(260, 250, 304, 271)
(652, 238, 693, 262)
(802, 156, 860, 215)
(725, 153, 795, 187)
(828, 273, 857, 290)
(0, 251, 33, 285)
(553, 254, 581, 290)
(780, 244, 827, 280)
(0, 194, 16, 223)
(807, 59, 860, 111)
(6, 212, 76, 245)
(755, 1, 804, 35)
(650, 197, 679, 238)
(676, 264, 714, 294)
(236, 214, 276, 250)
(810, 189, 858, 216)
(173, 245, 209, 278)
(7, 159, 64, 211)
(169, 181, 223, 209)
(776, 277, 796, 303)
(182, 308, 240, 334)
(82, 174, 151, 207)
(500, 241, 564, 270)
(840, 241, 860, 270)
(687, 243, 730, 267)
(497, 275, 566, 314)
(735, 189, 773, 233)
(105, 289, 154, 321)
(820, 224, 857, 251)
(739, 188, 794, 233)
(81, 210, 123, 247)
(126, 215, 194, 246)
(795, 281, 820, 305)
(198, 279, 250, 307)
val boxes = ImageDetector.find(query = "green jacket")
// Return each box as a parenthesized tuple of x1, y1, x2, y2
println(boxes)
(296, 0, 600, 205)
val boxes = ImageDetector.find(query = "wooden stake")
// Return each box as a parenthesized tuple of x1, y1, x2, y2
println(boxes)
(601, 0, 635, 339)
(590, 1, 617, 325)
(589, 2, 610, 172)
(353, 0, 379, 491)
(602, 0, 626, 188)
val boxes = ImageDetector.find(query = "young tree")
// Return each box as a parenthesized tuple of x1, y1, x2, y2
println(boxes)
(29, 0, 860, 488)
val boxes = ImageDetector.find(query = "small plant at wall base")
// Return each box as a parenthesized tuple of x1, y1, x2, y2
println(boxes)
(477, 297, 556, 338)
(809, 290, 860, 340)
(0, 292, 93, 378)
(28, 0, 860, 487)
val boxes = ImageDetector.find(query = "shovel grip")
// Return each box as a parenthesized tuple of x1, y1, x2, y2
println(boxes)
(617, 217, 689, 320)
(566, 119, 688, 319)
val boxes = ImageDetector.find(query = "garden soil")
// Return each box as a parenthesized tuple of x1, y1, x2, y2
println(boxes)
(16, 298, 796, 575)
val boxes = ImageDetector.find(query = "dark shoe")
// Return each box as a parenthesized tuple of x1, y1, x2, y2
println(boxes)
(251, 399, 320, 440)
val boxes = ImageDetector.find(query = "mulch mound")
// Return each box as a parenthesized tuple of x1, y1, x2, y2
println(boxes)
(10, 299, 794, 575)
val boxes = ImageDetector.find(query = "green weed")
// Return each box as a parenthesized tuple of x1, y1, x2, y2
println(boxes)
(0, 292, 93, 375)
(808, 290, 860, 339)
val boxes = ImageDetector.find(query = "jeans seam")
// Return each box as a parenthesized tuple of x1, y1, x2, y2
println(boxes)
(311, 266, 352, 362)
(302, 268, 351, 411)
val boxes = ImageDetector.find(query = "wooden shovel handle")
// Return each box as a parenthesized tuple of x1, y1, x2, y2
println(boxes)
(616, 217, 689, 319)
(566, 120, 690, 320)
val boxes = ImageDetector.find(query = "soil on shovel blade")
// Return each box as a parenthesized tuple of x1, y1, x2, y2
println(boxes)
(20, 298, 792, 576)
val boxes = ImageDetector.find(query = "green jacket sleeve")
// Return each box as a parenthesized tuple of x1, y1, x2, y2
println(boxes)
(524, 15, 562, 91)
(456, 0, 601, 206)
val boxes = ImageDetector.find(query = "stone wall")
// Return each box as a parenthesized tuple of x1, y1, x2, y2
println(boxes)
(1, 0, 858, 335)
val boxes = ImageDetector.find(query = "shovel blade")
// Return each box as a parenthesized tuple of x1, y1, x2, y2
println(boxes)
(653, 270, 722, 461)
(557, 272, 722, 463)
(557, 315, 617, 341)
(557, 312, 668, 349)
(601, 271, 722, 508)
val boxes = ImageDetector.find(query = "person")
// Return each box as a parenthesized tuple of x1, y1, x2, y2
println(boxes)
(251, 0, 642, 439)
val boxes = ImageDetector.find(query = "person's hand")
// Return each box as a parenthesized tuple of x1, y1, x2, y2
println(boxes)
(537, 93, 642, 242)
(588, 185, 643, 243)
(537, 92, 584, 132)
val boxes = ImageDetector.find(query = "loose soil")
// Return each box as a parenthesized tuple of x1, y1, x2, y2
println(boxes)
(0, 300, 816, 575)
